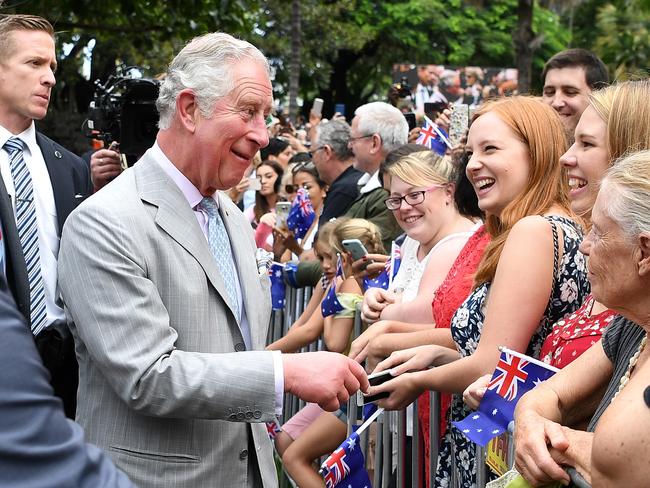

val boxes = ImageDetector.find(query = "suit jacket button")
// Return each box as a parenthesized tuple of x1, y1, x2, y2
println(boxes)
(236, 411, 245, 420)
(253, 410, 262, 419)
(234, 342, 246, 352)
(239, 449, 248, 460)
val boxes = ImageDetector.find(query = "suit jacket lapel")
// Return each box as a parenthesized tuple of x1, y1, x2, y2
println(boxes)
(36, 133, 77, 235)
(0, 174, 30, 324)
(134, 155, 239, 321)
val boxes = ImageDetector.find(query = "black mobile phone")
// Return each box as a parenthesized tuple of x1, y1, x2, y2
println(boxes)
(362, 370, 393, 404)
(424, 101, 449, 120)
(403, 112, 417, 131)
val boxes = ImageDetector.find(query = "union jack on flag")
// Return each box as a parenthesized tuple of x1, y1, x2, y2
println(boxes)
(415, 116, 451, 155)
(320, 431, 372, 488)
(266, 419, 282, 440)
(453, 347, 558, 446)
(488, 353, 529, 401)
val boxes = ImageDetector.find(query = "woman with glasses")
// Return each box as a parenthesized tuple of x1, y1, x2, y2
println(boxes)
(361, 150, 477, 326)
(367, 97, 589, 487)
(273, 160, 328, 262)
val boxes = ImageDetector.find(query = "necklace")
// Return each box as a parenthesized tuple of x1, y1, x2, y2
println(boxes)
(613, 335, 648, 401)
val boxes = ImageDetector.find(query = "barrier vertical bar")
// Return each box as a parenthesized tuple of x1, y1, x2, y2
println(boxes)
(475, 444, 486, 487)
(397, 409, 407, 488)
(382, 412, 392, 488)
(411, 400, 421, 488)
(373, 412, 383, 488)
(429, 391, 440, 488)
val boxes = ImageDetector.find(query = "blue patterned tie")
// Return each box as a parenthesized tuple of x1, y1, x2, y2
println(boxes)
(4, 138, 47, 335)
(198, 196, 240, 321)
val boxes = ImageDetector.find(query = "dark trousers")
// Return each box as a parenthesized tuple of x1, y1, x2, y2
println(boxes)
(35, 320, 78, 418)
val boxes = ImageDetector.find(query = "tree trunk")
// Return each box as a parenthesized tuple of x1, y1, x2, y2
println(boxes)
(288, 0, 301, 124)
(514, 0, 534, 94)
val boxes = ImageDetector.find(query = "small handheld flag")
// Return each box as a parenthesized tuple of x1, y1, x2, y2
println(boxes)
(452, 347, 558, 446)
(363, 241, 401, 291)
(416, 115, 452, 155)
(319, 407, 382, 487)
(321, 254, 345, 317)
(286, 187, 315, 239)
(269, 262, 286, 310)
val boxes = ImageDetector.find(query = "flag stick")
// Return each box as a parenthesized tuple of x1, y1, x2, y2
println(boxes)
(318, 407, 385, 473)
(498, 346, 560, 373)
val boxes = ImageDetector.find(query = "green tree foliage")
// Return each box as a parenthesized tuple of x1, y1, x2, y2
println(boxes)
(0, 1, 574, 148)
(593, 0, 649, 79)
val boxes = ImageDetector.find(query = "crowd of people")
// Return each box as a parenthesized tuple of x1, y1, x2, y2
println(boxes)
(1, 10, 649, 488)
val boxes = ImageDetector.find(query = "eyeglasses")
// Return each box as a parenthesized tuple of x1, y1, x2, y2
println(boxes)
(286, 183, 313, 194)
(384, 185, 446, 210)
(291, 160, 316, 174)
(348, 134, 374, 144)
(308, 146, 326, 158)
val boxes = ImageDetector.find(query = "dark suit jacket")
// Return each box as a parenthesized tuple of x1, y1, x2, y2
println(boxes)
(0, 130, 92, 417)
(0, 277, 136, 488)
(0, 131, 92, 323)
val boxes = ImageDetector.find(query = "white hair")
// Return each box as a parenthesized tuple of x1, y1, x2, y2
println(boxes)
(354, 102, 408, 153)
(600, 150, 650, 240)
(156, 32, 270, 130)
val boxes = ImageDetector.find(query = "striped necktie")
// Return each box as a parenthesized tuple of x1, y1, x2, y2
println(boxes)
(4, 138, 47, 335)
(198, 196, 240, 322)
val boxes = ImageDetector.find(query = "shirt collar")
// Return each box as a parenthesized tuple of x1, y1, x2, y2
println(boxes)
(359, 170, 381, 194)
(0, 122, 37, 156)
(150, 142, 219, 210)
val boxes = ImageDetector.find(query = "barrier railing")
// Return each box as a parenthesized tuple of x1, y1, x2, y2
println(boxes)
(268, 284, 592, 488)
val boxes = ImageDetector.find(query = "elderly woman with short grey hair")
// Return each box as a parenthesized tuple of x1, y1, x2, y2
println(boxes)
(514, 149, 650, 487)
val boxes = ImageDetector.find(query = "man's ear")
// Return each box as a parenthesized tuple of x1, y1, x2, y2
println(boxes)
(638, 232, 650, 277)
(176, 89, 198, 133)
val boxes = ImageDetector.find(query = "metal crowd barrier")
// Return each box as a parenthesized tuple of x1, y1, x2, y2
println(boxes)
(268, 285, 592, 488)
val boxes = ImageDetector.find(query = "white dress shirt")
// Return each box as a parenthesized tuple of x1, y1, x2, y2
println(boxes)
(0, 123, 66, 326)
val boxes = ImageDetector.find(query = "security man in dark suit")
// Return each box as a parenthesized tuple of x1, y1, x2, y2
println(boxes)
(0, 14, 92, 417)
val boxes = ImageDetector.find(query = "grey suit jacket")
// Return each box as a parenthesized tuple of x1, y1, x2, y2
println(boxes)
(58, 149, 277, 488)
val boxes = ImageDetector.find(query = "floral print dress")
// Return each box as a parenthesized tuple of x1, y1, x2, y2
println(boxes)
(435, 216, 590, 487)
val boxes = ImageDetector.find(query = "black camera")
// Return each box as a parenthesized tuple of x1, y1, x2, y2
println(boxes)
(85, 67, 160, 164)
(393, 76, 412, 99)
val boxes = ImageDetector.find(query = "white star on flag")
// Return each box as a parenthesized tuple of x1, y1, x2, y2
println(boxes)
(492, 429, 501, 434)
(472, 414, 480, 420)
(275, 270, 282, 277)
(533, 377, 544, 387)
(346, 437, 356, 450)
(463, 429, 470, 433)
(492, 408, 498, 416)
(476, 429, 482, 433)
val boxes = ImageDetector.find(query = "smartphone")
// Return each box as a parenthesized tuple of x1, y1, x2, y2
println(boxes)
(403, 112, 417, 131)
(248, 176, 261, 191)
(334, 103, 346, 116)
(312, 97, 324, 117)
(275, 201, 292, 230)
(424, 101, 449, 120)
(449, 104, 470, 147)
(341, 238, 369, 262)
(361, 370, 393, 404)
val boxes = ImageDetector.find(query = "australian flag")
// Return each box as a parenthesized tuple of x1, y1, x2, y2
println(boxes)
(321, 255, 345, 317)
(416, 116, 451, 155)
(452, 347, 558, 446)
(269, 262, 286, 310)
(287, 187, 316, 239)
(320, 431, 372, 488)
(363, 241, 401, 291)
